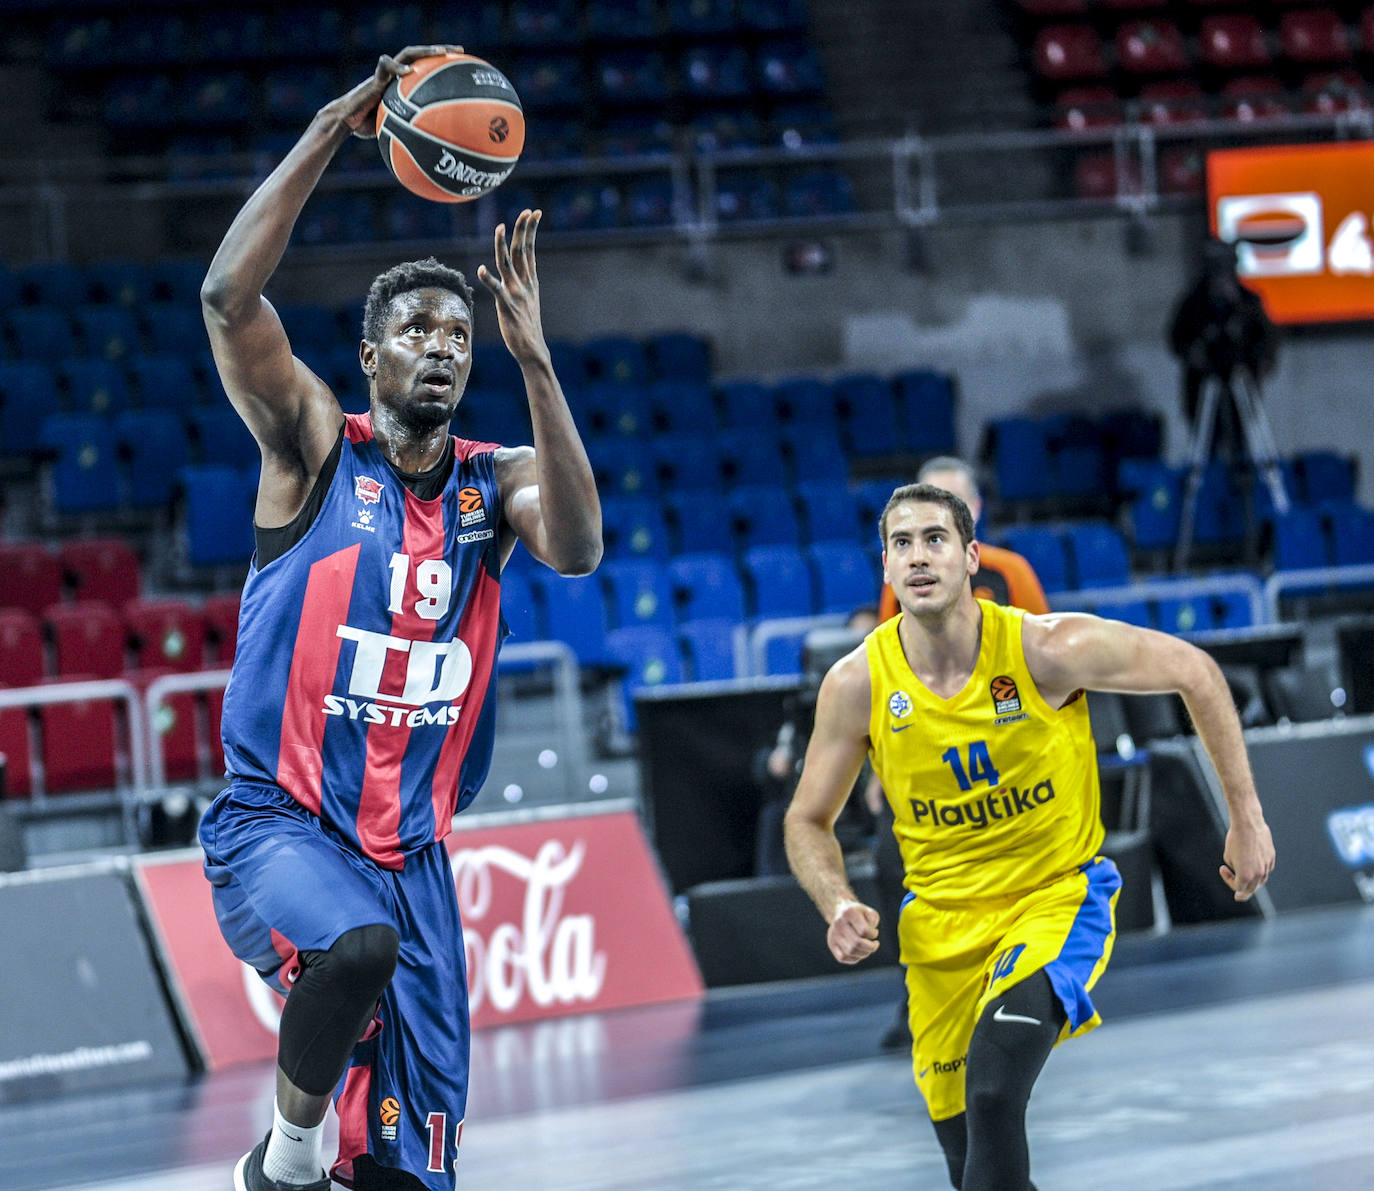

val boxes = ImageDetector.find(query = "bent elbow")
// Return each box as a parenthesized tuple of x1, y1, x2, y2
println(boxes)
(553, 537, 604, 578)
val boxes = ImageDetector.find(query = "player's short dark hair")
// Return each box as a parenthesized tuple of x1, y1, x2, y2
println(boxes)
(362, 258, 475, 344)
(879, 483, 976, 548)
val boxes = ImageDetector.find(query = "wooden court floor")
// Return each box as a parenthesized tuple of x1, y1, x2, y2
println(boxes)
(3, 904, 1372, 1191)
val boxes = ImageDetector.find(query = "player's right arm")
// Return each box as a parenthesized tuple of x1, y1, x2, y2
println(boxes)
(199, 45, 458, 523)
(784, 647, 880, 964)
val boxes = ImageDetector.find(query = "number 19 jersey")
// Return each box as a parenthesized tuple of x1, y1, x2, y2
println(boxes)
(866, 600, 1103, 904)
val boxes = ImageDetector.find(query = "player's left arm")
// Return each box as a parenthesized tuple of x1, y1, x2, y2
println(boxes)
(485, 210, 601, 576)
(1024, 613, 1275, 902)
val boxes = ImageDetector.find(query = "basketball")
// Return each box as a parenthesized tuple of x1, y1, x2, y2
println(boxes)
(375, 52, 524, 203)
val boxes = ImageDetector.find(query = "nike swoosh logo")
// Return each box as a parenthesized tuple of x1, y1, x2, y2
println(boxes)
(280, 1129, 303, 1143)
(891, 724, 913, 733)
(993, 1005, 1041, 1026)
(917, 1066, 930, 1078)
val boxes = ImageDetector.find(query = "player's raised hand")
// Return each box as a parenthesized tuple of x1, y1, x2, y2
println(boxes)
(478, 209, 549, 366)
(1220, 817, 1275, 901)
(329, 45, 465, 137)
(827, 899, 880, 964)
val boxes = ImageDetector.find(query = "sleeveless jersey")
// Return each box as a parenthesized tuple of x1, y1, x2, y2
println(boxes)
(221, 413, 505, 870)
(866, 600, 1103, 903)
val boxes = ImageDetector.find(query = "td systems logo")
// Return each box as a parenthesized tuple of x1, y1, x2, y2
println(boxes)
(1216, 193, 1324, 278)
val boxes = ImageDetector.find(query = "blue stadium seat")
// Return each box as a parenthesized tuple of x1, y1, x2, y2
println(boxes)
(1271, 506, 1330, 571)
(894, 370, 957, 455)
(582, 335, 649, 388)
(597, 49, 670, 104)
(1098, 407, 1163, 466)
(586, 0, 662, 42)
(84, 261, 150, 308)
(462, 389, 533, 447)
(498, 568, 542, 644)
(1249, 462, 1300, 526)
(717, 427, 788, 486)
(180, 465, 256, 567)
(74, 304, 142, 363)
(779, 424, 848, 485)
(689, 109, 766, 152)
(774, 377, 837, 428)
(770, 103, 840, 150)
(58, 361, 130, 417)
(531, 572, 610, 665)
(741, 0, 810, 32)
(193, 9, 271, 61)
(600, 495, 672, 559)
(17, 262, 85, 308)
(263, 65, 336, 123)
(678, 618, 742, 682)
(548, 180, 623, 232)
(795, 481, 860, 544)
(833, 373, 899, 456)
(1191, 462, 1245, 546)
(646, 378, 717, 435)
(663, 487, 731, 553)
(581, 381, 652, 438)
(741, 543, 815, 619)
(587, 435, 657, 497)
(264, 6, 343, 60)
(40, 413, 121, 515)
(115, 411, 189, 507)
(715, 171, 781, 223)
(1325, 502, 1374, 566)
(139, 300, 206, 352)
(716, 380, 779, 430)
(604, 624, 685, 730)
(1296, 450, 1356, 505)
(852, 479, 906, 543)
(181, 71, 253, 127)
(148, 261, 207, 306)
(783, 170, 856, 218)
(999, 526, 1070, 594)
(322, 346, 369, 414)
(276, 304, 343, 351)
(508, 0, 581, 47)
(510, 56, 587, 110)
(296, 195, 377, 246)
(547, 341, 588, 394)
(668, 552, 747, 622)
(1121, 461, 1182, 551)
(601, 558, 676, 630)
(649, 432, 721, 492)
(1062, 521, 1131, 589)
(599, 113, 677, 158)
(0, 362, 53, 455)
(105, 73, 179, 130)
(624, 178, 677, 229)
(5, 306, 66, 361)
(986, 417, 1051, 503)
(681, 45, 752, 100)
(1155, 596, 1214, 635)
(1088, 598, 1151, 627)
(807, 541, 879, 615)
(187, 406, 260, 469)
(1210, 592, 1256, 630)
(762, 628, 809, 677)
(646, 333, 711, 385)
(755, 39, 826, 96)
(1050, 444, 1107, 500)
(667, 0, 735, 35)
(728, 484, 802, 550)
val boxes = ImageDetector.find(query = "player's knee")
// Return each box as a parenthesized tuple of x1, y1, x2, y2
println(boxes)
(963, 1080, 1025, 1126)
(322, 923, 400, 1001)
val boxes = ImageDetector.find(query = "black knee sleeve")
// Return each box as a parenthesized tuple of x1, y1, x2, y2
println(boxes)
(960, 972, 1065, 1191)
(278, 924, 399, 1096)
(931, 1113, 968, 1190)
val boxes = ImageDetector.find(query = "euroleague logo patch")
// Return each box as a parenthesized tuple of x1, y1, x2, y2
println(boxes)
(990, 675, 1021, 715)
(379, 1096, 401, 1141)
(459, 486, 487, 527)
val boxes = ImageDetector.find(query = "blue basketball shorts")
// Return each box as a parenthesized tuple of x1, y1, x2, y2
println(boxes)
(200, 779, 469, 1190)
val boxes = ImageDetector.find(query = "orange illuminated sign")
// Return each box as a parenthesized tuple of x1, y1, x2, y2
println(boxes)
(1207, 141, 1374, 324)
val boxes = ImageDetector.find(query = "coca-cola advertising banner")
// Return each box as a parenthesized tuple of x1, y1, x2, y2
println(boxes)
(135, 810, 703, 1071)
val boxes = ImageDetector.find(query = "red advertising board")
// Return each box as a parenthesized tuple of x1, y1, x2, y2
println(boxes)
(1208, 141, 1374, 324)
(135, 810, 703, 1071)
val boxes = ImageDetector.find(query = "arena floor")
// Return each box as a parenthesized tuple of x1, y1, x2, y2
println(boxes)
(3, 903, 1372, 1191)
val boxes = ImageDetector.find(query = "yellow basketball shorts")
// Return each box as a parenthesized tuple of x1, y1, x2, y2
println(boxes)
(898, 855, 1121, 1121)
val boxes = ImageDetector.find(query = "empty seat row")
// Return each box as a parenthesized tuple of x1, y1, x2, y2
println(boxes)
(0, 595, 240, 686)
(0, 538, 142, 616)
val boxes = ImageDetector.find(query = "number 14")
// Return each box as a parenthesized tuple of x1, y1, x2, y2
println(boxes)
(941, 741, 1000, 790)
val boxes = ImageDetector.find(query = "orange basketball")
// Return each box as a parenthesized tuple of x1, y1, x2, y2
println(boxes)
(375, 52, 524, 203)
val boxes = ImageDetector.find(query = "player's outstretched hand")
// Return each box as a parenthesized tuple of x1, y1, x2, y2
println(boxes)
(1220, 818, 1275, 901)
(478, 209, 549, 367)
(827, 899, 880, 964)
(329, 45, 465, 137)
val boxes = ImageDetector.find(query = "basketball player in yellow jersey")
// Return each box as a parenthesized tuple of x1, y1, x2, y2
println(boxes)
(785, 482, 1275, 1191)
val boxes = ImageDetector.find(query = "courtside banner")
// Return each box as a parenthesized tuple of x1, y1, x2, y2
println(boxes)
(1208, 141, 1374, 324)
(0, 869, 191, 1101)
(135, 808, 703, 1070)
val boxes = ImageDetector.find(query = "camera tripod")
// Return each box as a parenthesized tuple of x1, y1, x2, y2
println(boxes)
(1173, 363, 1289, 572)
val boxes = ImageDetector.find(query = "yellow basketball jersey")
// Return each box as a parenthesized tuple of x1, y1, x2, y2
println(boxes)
(866, 600, 1103, 903)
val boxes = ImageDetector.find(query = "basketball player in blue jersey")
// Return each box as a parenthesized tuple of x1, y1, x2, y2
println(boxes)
(785, 483, 1273, 1191)
(195, 46, 601, 1191)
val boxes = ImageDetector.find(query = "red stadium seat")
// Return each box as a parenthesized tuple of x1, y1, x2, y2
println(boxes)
(1301, 69, 1370, 113)
(0, 609, 45, 686)
(39, 682, 120, 793)
(1279, 8, 1352, 64)
(1012, 0, 1089, 14)
(0, 544, 63, 618)
(1073, 152, 1141, 200)
(201, 592, 241, 667)
(1115, 18, 1190, 74)
(1054, 86, 1124, 130)
(0, 701, 34, 798)
(1219, 76, 1293, 121)
(124, 597, 206, 672)
(129, 668, 200, 783)
(1361, 6, 1374, 55)
(1199, 14, 1273, 71)
(1032, 24, 1109, 82)
(1137, 80, 1210, 125)
(60, 538, 141, 609)
(1158, 145, 1206, 195)
(46, 601, 127, 679)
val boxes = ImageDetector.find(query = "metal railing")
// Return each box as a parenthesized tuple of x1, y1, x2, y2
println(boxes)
(1263, 563, 1374, 622)
(3, 108, 1373, 261)
(1051, 572, 1268, 628)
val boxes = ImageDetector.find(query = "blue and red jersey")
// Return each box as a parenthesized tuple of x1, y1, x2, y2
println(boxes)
(221, 413, 505, 869)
